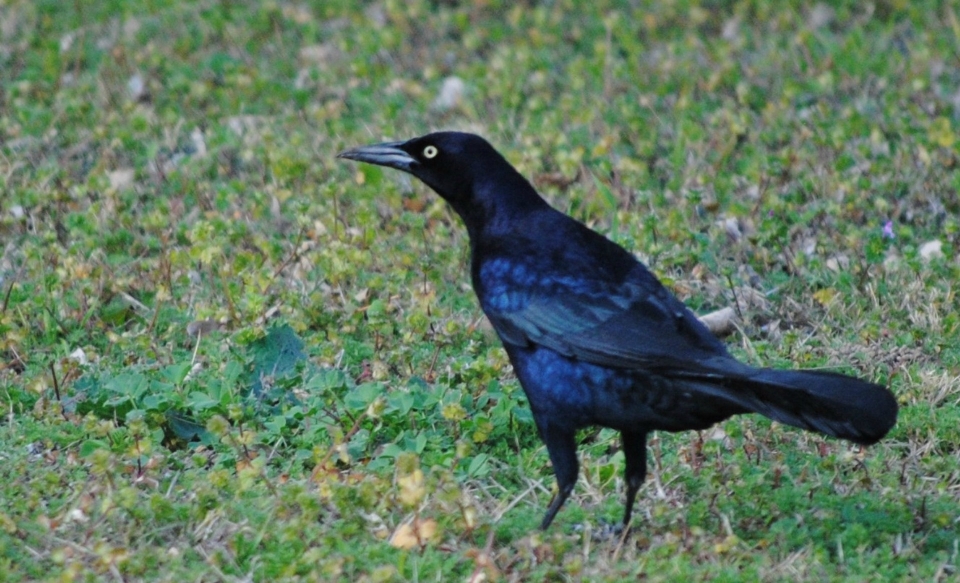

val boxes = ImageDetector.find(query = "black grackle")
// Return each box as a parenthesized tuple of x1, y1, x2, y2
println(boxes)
(339, 132, 898, 530)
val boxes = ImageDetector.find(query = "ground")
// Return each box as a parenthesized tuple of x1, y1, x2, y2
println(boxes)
(1, 1, 959, 581)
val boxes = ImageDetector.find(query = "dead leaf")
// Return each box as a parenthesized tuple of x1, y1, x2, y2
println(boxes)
(389, 518, 438, 549)
(919, 240, 943, 262)
(108, 168, 135, 191)
(432, 76, 466, 111)
(186, 320, 222, 337)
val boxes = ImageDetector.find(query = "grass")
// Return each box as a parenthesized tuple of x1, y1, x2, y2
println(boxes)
(1, 0, 959, 580)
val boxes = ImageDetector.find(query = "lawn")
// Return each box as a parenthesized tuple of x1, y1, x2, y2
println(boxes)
(1, 0, 959, 580)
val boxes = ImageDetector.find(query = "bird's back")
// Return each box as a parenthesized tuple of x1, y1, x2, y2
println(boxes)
(470, 205, 733, 366)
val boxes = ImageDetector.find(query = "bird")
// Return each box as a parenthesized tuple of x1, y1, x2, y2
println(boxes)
(338, 132, 899, 530)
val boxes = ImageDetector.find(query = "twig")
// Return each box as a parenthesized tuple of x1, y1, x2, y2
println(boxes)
(9, 347, 26, 372)
(725, 273, 744, 322)
(146, 298, 162, 335)
(118, 291, 149, 314)
(611, 518, 631, 562)
(1, 278, 14, 314)
(49, 362, 68, 421)
(467, 528, 496, 583)
(425, 343, 442, 380)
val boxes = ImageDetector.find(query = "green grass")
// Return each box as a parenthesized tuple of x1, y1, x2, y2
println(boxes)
(2, 0, 959, 580)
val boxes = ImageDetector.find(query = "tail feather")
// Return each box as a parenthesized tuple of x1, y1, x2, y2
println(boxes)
(681, 367, 898, 445)
(735, 369, 898, 445)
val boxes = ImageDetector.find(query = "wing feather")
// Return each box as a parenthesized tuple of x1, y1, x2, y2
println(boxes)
(480, 260, 742, 376)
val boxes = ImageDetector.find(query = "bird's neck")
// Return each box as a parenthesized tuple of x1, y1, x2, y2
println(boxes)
(458, 172, 550, 241)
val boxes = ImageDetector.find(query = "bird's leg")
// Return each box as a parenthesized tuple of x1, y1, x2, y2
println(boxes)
(621, 429, 649, 528)
(537, 425, 578, 530)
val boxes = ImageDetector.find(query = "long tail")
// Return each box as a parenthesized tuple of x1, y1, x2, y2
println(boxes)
(686, 367, 898, 445)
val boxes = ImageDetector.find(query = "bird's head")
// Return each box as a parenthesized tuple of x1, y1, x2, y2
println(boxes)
(338, 131, 489, 202)
(338, 132, 545, 235)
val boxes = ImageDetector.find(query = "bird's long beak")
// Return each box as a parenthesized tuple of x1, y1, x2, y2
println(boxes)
(337, 141, 416, 171)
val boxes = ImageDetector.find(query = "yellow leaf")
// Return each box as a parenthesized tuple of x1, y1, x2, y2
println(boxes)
(398, 469, 426, 508)
(442, 402, 467, 422)
(929, 117, 955, 148)
(812, 288, 838, 307)
(713, 534, 740, 554)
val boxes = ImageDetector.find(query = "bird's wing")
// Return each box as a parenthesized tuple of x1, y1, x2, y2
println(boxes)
(481, 260, 742, 376)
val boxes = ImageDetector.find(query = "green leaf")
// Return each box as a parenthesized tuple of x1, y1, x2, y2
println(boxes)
(245, 324, 306, 397)
(166, 412, 209, 442)
(344, 382, 383, 411)
(186, 391, 218, 411)
(466, 453, 490, 478)
(387, 391, 415, 415)
(305, 369, 348, 393)
(79, 440, 109, 457)
(264, 415, 287, 433)
(161, 362, 194, 385)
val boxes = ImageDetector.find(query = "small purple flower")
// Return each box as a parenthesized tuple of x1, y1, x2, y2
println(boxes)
(882, 220, 895, 240)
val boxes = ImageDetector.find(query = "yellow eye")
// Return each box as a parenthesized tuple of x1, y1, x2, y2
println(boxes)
(423, 145, 438, 159)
